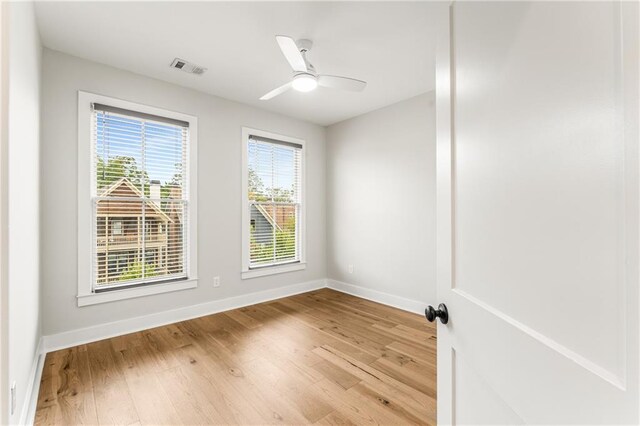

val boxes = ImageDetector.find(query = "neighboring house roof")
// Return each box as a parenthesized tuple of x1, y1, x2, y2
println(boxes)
(98, 177, 173, 223)
(253, 204, 296, 231)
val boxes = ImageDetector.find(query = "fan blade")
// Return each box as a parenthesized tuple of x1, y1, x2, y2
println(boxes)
(318, 75, 367, 92)
(276, 35, 307, 72)
(260, 82, 292, 100)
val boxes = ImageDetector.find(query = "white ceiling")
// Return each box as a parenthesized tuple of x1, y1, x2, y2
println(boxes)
(35, 2, 440, 126)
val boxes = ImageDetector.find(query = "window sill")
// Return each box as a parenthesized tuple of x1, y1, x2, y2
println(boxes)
(77, 278, 198, 307)
(241, 262, 306, 280)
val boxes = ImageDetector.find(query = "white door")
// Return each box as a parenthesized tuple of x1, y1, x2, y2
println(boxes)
(435, 2, 639, 424)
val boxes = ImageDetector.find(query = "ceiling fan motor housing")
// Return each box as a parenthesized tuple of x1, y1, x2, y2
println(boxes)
(296, 39, 313, 52)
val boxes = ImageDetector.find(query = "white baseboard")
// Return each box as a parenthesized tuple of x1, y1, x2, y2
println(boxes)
(19, 337, 44, 426)
(326, 278, 428, 316)
(42, 278, 428, 354)
(41, 279, 326, 353)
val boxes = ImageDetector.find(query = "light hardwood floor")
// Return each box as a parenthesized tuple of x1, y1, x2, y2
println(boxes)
(35, 288, 436, 425)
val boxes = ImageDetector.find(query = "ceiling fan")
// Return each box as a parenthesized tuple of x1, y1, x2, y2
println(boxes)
(260, 35, 367, 100)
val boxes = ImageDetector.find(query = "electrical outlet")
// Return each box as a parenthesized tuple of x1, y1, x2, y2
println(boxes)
(348, 264, 354, 274)
(10, 381, 16, 415)
(213, 276, 220, 287)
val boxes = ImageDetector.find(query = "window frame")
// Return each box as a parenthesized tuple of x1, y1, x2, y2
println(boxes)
(77, 91, 198, 306)
(241, 127, 306, 279)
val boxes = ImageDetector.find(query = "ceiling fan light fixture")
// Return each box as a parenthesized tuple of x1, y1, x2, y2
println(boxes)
(292, 74, 318, 92)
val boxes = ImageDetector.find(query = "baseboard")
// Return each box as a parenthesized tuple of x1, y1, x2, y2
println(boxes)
(41, 279, 326, 353)
(19, 337, 44, 426)
(42, 278, 428, 354)
(326, 278, 428, 316)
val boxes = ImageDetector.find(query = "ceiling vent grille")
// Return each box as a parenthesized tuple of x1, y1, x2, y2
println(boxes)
(170, 58, 207, 75)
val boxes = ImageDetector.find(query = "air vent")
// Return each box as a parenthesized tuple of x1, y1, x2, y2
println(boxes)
(170, 58, 207, 75)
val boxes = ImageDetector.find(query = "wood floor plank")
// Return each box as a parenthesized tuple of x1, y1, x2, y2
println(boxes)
(303, 291, 399, 329)
(225, 308, 264, 329)
(176, 319, 311, 424)
(113, 344, 182, 425)
(156, 366, 229, 425)
(266, 296, 315, 313)
(35, 289, 436, 425)
(244, 356, 336, 422)
(373, 323, 436, 349)
(380, 346, 436, 371)
(386, 341, 437, 366)
(321, 292, 431, 330)
(313, 378, 416, 425)
(313, 345, 434, 420)
(87, 339, 140, 425)
(349, 381, 435, 426)
(283, 309, 391, 358)
(370, 357, 437, 399)
(35, 348, 98, 425)
(174, 343, 267, 425)
(314, 410, 358, 426)
(311, 360, 361, 390)
(138, 328, 183, 371)
(267, 301, 381, 364)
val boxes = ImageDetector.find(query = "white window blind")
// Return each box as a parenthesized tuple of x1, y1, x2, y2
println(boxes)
(91, 103, 189, 291)
(247, 135, 302, 268)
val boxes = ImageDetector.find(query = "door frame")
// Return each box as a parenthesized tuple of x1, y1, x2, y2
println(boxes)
(625, 0, 640, 414)
(434, 2, 453, 423)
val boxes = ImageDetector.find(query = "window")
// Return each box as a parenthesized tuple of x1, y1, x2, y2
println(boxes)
(242, 128, 305, 279)
(77, 92, 198, 306)
(111, 220, 123, 236)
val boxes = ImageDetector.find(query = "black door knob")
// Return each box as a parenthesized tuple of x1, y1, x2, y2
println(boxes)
(425, 303, 449, 324)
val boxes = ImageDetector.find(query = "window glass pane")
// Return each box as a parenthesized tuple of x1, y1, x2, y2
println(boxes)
(94, 199, 143, 287)
(247, 141, 272, 202)
(162, 200, 186, 276)
(144, 121, 186, 198)
(274, 204, 297, 262)
(95, 113, 145, 194)
(247, 136, 301, 268)
(92, 108, 188, 289)
(249, 204, 299, 266)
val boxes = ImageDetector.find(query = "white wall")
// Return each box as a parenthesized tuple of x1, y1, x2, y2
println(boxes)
(7, 2, 42, 424)
(0, 5, 8, 422)
(40, 49, 326, 336)
(326, 92, 436, 306)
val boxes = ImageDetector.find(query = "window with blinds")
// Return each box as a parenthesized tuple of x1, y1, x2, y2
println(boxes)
(247, 135, 302, 268)
(91, 103, 189, 291)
